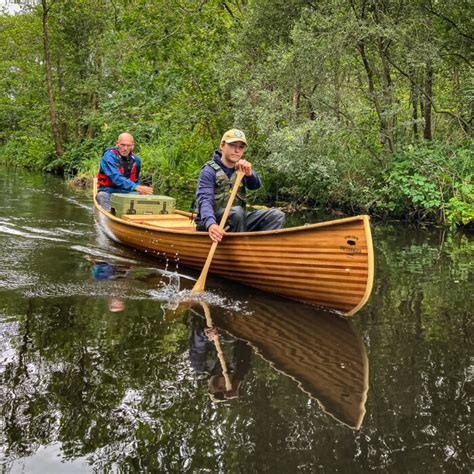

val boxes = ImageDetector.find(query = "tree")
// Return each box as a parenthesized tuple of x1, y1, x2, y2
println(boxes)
(41, 0, 63, 157)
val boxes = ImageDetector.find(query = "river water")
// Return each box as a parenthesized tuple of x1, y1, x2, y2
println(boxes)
(0, 167, 472, 472)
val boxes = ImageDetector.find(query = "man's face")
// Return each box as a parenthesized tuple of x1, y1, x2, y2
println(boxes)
(116, 137, 134, 156)
(220, 141, 246, 165)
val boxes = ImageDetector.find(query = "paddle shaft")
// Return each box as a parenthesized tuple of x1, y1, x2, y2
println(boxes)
(192, 170, 245, 293)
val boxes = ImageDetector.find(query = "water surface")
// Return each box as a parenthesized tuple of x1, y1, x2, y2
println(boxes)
(0, 167, 472, 472)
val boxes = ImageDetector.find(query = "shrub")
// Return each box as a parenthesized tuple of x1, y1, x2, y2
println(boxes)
(375, 142, 473, 224)
(0, 137, 54, 170)
(445, 183, 474, 227)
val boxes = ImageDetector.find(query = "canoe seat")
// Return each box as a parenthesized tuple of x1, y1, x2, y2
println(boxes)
(122, 213, 196, 231)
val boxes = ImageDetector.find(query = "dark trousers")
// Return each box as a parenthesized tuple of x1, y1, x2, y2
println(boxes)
(198, 206, 285, 232)
(96, 191, 112, 211)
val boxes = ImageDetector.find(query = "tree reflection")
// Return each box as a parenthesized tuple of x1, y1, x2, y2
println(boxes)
(1, 221, 472, 474)
(1, 291, 369, 471)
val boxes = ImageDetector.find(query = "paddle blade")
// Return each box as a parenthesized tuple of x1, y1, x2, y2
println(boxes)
(192, 275, 206, 293)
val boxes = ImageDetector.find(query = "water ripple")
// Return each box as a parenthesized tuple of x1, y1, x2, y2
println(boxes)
(71, 245, 143, 264)
(0, 223, 66, 242)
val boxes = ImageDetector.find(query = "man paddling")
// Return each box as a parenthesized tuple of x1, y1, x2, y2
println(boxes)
(194, 129, 285, 242)
(96, 132, 153, 211)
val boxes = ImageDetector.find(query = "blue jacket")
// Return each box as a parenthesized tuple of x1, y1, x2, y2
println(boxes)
(97, 147, 142, 193)
(195, 151, 261, 230)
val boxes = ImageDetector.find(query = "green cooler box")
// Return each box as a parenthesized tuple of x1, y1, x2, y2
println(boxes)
(110, 194, 176, 217)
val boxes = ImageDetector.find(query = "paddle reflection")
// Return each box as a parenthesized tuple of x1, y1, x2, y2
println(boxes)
(175, 294, 369, 429)
(188, 302, 252, 401)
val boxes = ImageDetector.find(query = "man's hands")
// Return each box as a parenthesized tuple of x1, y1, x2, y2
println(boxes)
(135, 185, 153, 195)
(208, 223, 225, 242)
(235, 159, 252, 176)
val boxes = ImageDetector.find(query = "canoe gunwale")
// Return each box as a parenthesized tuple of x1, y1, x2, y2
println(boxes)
(98, 203, 370, 238)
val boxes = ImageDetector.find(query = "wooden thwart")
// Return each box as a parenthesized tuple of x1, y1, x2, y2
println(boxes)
(122, 213, 196, 231)
(122, 213, 190, 221)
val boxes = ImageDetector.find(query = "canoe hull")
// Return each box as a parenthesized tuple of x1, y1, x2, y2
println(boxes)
(95, 202, 374, 316)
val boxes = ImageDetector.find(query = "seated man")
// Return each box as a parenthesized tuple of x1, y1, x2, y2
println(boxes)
(96, 132, 153, 210)
(195, 129, 285, 242)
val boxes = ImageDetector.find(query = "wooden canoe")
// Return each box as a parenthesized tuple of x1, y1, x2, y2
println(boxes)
(194, 294, 369, 429)
(93, 188, 374, 316)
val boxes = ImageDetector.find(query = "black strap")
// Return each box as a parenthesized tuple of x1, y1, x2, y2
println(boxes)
(118, 155, 134, 178)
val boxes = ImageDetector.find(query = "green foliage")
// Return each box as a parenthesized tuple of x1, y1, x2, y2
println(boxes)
(375, 142, 473, 222)
(0, 137, 54, 170)
(0, 0, 472, 226)
(259, 122, 340, 202)
(139, 134, 213, 209)
(445, 183, 474, 227)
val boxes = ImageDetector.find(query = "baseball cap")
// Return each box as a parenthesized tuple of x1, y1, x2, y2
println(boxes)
(221, 129, 247, 145)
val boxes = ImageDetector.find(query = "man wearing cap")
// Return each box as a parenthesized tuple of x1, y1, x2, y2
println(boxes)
(195, 129, 285, 242)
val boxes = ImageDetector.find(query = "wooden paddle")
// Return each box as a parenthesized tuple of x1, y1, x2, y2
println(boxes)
(192, 169, 245, 293)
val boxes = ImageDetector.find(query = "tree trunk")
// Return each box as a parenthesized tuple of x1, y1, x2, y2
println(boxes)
(409, 67, 419, 140)
(334, 62, 341, 122)
(411, 92, 419, 140)
(292, 86, 300, 111)
(423, 61, 433, 141)
(357, 41, 393, 152)
(87, 92, 98, 139)
(41, 0, 63, 157)
(56, 56, 68, 141)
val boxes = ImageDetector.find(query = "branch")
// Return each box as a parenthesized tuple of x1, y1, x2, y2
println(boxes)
(301, 92, 355, 127)
(423, 2, 474, 42)
(440, 52, 473, 68)
(140, 24, 184, 48)
(222, 2, 236, 19)
(178, 0, 206, 14)
(386, 56, 471, 131)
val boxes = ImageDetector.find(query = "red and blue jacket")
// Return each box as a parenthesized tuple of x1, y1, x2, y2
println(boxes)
(97, 147, 141, 193)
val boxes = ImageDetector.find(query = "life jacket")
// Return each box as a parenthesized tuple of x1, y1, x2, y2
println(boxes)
(206, 160, 247, 212)
(97, 147, 138, 188)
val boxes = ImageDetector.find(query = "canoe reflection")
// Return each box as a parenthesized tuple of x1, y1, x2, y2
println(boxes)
(188, 296, 368, 429)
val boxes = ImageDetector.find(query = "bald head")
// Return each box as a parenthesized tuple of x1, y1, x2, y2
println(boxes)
(117, 133, 134, 143)
(116, 133, 134, 156)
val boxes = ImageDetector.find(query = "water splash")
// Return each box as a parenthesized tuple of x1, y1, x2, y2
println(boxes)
(147, 285, 249, 314)
(23, 226, 89, 237)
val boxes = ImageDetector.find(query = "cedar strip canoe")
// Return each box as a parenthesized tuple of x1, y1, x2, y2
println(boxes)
(94, 187, 374, 316)
(201, 293, 369, 429)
